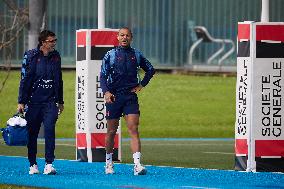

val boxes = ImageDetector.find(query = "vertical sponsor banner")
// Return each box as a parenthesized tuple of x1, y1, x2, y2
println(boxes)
(236, 22, 284, 173)
(76, 30, 89, 161)
(235, 23, 252, 171)
(252, 23, 284, 172)
(76, 29, 121, 162)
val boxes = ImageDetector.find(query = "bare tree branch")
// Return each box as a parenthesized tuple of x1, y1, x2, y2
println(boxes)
(0, 0, 28, 50)
(0, 0, 29, 93)
(2, 0, 18, 12)
(0, 46, 11, 93)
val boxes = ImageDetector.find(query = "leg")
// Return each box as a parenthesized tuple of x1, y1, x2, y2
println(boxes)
(125, 114, 147, 175)
(123, 93, 141, 153)
(123, 94, 146, 175)
(125, 114, 141, 153)
(26, 105, 42, 166)
(104, 96, 122, 174)
(105, 96, 122, 155)
(105, 119, 119, 174)
(42, 103, 58, 164)
(105, 119, 119, 153)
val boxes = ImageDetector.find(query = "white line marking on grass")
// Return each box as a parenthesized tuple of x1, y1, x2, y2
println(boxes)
(38, 138, 234, 142)
(35, 142, 232, 147)
(203, 152, 234, 155)
(0, 154, 77, 162)
(38, 142, 75, 147)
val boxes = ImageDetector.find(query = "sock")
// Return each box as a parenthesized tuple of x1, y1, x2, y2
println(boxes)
(133, 152, 141, 165)
(30, 163, 37, 167)
(106, 153, 113, 164)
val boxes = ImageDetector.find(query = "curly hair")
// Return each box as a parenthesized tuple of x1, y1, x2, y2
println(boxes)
(38, 30, 56, 46)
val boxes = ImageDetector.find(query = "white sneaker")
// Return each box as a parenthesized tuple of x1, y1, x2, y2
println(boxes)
(29, 164, 40, 175)
(105, 163, 114, 174)
(134, 164, 147, 175)
(43, 164, 57, 175)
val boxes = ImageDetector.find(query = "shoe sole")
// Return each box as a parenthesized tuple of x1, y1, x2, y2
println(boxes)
(29, 172, 40, 175)
(43, 171, 57, 175)
(134, 169, 147, 176)
(105, 171, 115, 174)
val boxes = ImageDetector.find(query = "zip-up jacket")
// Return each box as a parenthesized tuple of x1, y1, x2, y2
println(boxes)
(100, 46, 155, 94)
(18, 47, 64, 105)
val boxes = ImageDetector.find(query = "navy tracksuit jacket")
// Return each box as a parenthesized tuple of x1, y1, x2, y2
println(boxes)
(100, 46, 155, 119)
(18, 47, 64, 165)
(100, 46, 155, 94)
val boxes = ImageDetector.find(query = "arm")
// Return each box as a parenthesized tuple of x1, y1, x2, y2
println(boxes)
(18, 52, 34, 107)
(100, 52, 111, 94)
(57, 55, 64, 114)
(138, 53, 155, 87)
(100, 52, 115, 103)
(58, 55, 64, 105)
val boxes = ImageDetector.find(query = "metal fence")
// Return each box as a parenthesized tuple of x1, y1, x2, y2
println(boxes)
(1, 0, 284, 67)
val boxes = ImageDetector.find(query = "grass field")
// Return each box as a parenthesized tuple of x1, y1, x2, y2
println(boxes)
(0, 71, 237, 188)
(0, 70, 236, 138)
(0, 139, 235, 170)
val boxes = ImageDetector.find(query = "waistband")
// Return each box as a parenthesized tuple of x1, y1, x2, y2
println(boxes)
(112, 89, 133, 96)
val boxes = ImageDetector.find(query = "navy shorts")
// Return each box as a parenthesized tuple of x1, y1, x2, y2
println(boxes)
(105, 92, 140, 120)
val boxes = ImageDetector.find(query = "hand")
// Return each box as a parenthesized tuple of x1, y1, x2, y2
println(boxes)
(105, 91, 115, 103)
(131, 85, 143, 93)
(17, 104, 25, 113)
(58, 104, 64, 115)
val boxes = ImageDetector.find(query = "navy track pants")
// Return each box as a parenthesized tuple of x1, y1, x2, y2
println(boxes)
(25, 102, 58, 166)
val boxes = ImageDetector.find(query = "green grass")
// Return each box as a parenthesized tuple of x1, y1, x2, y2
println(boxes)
(0, 71, 236, 138)
(0, 184, 43, 189)
(0, 139, 234, 170)
(137, 73, 236, 138)
(0, 71, 236, 188)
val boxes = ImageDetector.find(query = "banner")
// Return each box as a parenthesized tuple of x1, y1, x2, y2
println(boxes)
(75, 29, 121, 162)
(236, 22, 284, 172)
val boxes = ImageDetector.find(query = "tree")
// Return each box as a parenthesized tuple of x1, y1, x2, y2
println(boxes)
(0, 0, 28, 93)
(0, 0, 47, 93)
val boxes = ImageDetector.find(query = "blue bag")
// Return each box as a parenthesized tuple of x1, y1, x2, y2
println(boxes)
(1, 113, 28, 146)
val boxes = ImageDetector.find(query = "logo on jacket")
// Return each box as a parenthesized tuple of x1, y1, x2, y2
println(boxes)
(52, 56, 59, 62)
(39, 79, 53, 89)
(106, 111, 110, 117)
(43, 79, 53, 83)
